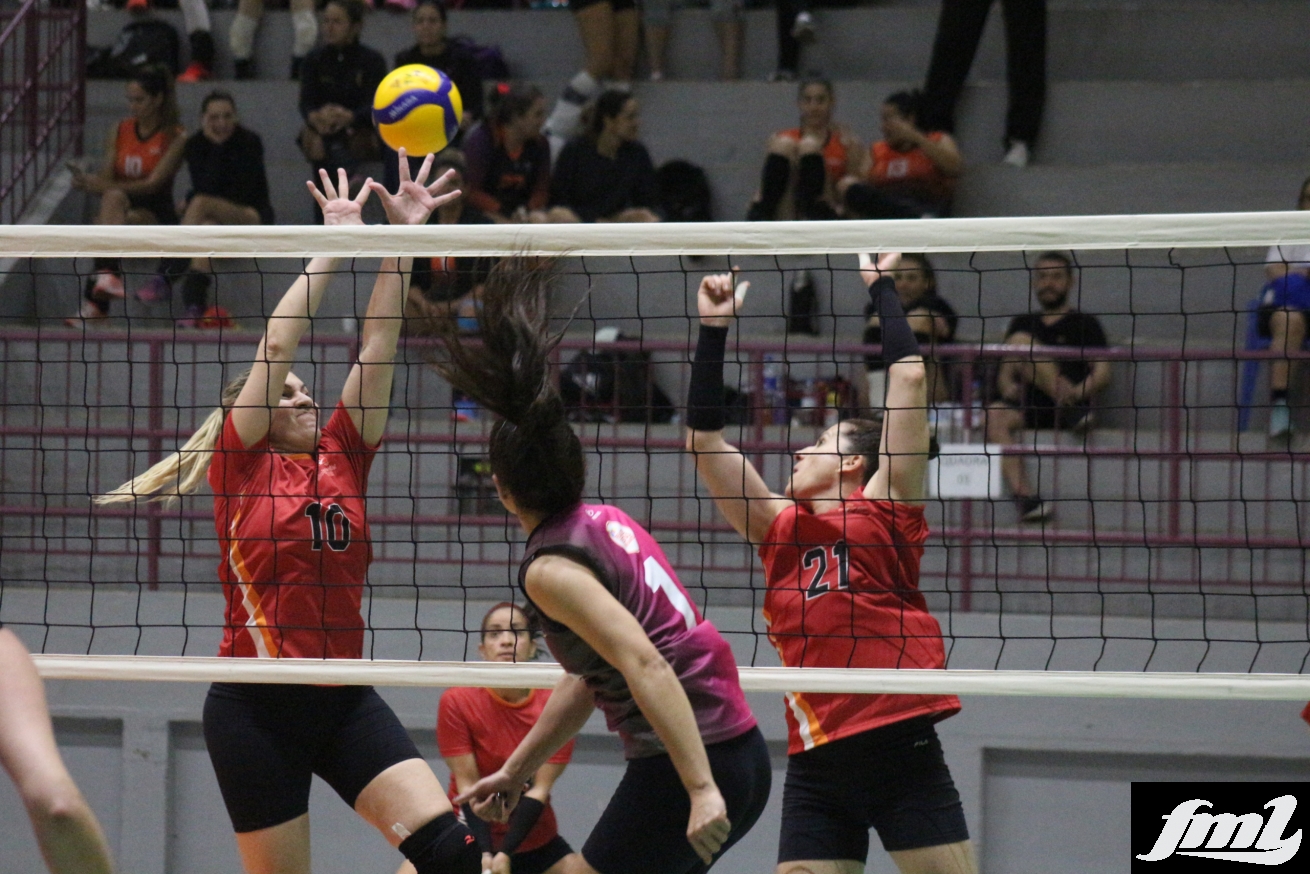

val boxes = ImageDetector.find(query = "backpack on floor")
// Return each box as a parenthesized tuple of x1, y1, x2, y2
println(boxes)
(87, 19, 181, 79)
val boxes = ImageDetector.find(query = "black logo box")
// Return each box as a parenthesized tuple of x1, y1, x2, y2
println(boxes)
(1132, 782, 1308, 871)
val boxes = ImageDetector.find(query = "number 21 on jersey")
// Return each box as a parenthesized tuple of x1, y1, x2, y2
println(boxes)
(804, 541, 850, 600)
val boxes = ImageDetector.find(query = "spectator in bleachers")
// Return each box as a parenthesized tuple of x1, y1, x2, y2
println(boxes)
(160, 91, 274, 328)
(920, 0, 1046, 168)
(67, 66, 185, 326)
(549, 91, 659, 223)
(463, 84, 558, 222)
(746, 78, 859, 221)
(394, 0, 485, 125)
(1259, 176, 1310, 440)
(985, 252, 1110, 523)
(863, 254, 958, 411)
(404, 150, 494, 334)
(297, 0, 387, 221)
(772, 0, 814, 82)
(840, 89, 960, 219)
(229, 0, 319, 80)
(642, 0, 743, 81)
(540, 0, 638, 153)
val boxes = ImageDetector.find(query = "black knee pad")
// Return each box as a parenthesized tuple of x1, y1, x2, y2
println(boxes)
(398, 811, 481, 874)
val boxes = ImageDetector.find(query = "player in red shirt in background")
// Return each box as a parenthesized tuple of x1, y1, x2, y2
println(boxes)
(97, 156, 487, 874)
(400, 603, 575, 874)
(685, 257, 976, 874)
(840, 90, 961, 220)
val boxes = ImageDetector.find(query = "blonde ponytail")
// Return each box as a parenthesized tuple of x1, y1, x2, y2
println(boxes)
(96, 369, 251, 506)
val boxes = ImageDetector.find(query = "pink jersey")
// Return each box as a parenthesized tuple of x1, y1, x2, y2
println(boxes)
(520, 503, 757, 758)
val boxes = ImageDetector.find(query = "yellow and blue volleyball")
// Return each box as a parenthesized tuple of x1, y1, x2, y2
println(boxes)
(372, 64, 463, 156)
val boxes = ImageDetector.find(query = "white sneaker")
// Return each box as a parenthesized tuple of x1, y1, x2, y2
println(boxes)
(1269, 402, 1292, 440)
(1003, 141, 1030, 168)
(791, 11, 815, 42)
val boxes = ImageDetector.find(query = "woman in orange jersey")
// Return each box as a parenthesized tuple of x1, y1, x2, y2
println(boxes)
(841, 90, 962, 220)
(746, 78, 861, 221)
(68, 65, 186, 325)
(96, 156, 490, 874)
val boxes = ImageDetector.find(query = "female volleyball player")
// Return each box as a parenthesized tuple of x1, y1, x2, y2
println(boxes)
(684, 257, 977, 874)
(0, 625, 117, 874)
(400, 603, 575, 874)
(429, 264, 771, 874)
(97, 154, 488, 874)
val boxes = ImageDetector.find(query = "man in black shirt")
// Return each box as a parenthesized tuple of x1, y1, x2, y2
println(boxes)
(985, 251, 1110, 522)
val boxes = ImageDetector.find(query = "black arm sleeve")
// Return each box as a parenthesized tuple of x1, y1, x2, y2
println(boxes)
(868, 275, 920, 365)
(498, 796, 545, 856)
(685, 324, 729, 432)
(462, 804, 494, 854)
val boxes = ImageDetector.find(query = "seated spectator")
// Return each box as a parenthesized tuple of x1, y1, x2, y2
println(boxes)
(642, 0, 742, 81)
(404, 150, 494, 334)
(985, 252, 1111, 523)
(67, 65, 185, 326)
(394, 0, 484, 125)
(1259, 175, 1310, 440)
(549, 91, 659, 223)
(296, 0, 386, 219)
(746, 77, 860, 221)
(162, 91, 274, 328)
(463, 84, 558, 223)
(863, 253, 958, 409)
(229, 0, 318, 80)
(841, 89, 961, 219)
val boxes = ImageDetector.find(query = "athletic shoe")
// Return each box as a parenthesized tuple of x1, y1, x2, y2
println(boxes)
(197, 305, 234, 330)
(1065, 407, 1096, 435)
(384, 0, 416, 10)
(134, 274, 172, 303)
(65, 299, 108, 327)
(1269, 402, 1293, 440)
(176, 304, 206, 329)
(125, 0, 150, 11)
(233, 59, 256, 81)
(177, 61, 212, 83)
(90, 270, 125, 299)
(1003, 141, 1031, 168)
(768, 69, 798, 83)
(791, 11, 816, 42)
(1017, 495, 1053, 523)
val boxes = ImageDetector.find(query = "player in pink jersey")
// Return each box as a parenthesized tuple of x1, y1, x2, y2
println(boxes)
(98, 155, 488, 874)
(426, 262, 770, 874)
(685, 259, 976, 874)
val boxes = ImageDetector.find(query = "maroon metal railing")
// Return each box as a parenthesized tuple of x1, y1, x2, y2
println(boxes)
(0, 0, 85, 224)
(0, 328, 1305, 600)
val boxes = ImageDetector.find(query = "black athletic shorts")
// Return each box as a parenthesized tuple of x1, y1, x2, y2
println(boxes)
(203, 682, 423, 834)
(778, 716, 969, 863)
(570, 0, 636, 13)
(583, 726, 771, 874)
(513, 834, 573, 874)
(127, 191, 177, 224)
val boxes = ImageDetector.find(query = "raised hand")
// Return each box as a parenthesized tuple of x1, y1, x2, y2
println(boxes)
(858, 252, 903, 288)
(366, 148, 463, 227)
(307, 167, 371, 227)
(696, 271, 749, 328)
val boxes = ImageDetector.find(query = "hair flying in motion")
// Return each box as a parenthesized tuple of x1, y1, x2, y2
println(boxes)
(427, 260, 586, 519)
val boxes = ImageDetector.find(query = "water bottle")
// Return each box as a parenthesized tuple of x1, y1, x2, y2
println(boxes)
(762, 354, 787, 425)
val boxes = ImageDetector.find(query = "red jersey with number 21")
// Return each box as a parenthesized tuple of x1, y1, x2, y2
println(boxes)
(760, 495, 960, 755)
(438, 686, 575, 853)
(208, 402, 376, 660)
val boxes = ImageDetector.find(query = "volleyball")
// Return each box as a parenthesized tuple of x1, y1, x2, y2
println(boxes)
(372, 64, 463, 156)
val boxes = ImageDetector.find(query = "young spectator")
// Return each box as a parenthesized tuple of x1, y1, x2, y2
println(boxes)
(463, 84, 555, 223)
(296, 0, 387, 218)
(158, 91, 274, 328)
(642, 0, 742, 81)
(229, 0, 319, 80)
(746, 78, 860, 221)
(67, 66, 185, 326)
(863, 253, 958, 409)
(404, 150, 494, 334)
(1259, 176, 1310, 440)
(549, 91, 659, 223)
(921, 0, 1046, 168)
(773, 0, 814, 82)
(841, 90, 961, 219)
(394, 0, 485, 125)
(985, 252, 1111, 523)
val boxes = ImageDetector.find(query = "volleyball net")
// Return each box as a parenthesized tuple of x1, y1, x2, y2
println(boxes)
(1, 214, 1308, 699)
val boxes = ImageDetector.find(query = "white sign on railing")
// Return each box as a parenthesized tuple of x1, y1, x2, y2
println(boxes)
(927, 443, 1003, 499)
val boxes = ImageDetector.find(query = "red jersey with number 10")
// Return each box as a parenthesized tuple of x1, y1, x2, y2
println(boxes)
(760, 495, 960, 755)
(208, 402, 376, 659)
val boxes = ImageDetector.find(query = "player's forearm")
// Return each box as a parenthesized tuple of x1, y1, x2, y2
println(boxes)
(259, 257, 341, 362)
(501, 675, 592, 782)
(358, 257, 409, 362)
(626, 652, 716, 797)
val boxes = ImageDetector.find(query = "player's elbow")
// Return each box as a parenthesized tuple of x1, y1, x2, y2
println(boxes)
(890, 358, 927, 390)
(685, 428, 721, 454)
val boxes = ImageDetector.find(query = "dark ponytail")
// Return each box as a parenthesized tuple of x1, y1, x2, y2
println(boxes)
(429, 260, 586, 519)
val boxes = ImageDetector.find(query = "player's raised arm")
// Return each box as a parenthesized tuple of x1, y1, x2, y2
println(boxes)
(341, 151, 461, 445)
(859, 253, 930, 503)
(684, 272, 791, 543)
